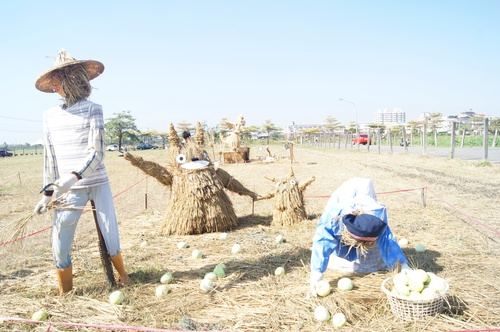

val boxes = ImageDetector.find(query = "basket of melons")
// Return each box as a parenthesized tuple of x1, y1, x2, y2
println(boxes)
(381, 269, 449, 320)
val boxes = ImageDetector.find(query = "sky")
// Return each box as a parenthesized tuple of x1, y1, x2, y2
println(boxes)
(1, 0, 499, 145)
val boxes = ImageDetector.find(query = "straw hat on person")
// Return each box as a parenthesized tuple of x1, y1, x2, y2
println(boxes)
(35, 49, 104, 93)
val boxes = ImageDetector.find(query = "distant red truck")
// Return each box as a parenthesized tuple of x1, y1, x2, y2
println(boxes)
(352, 134, 372, 145)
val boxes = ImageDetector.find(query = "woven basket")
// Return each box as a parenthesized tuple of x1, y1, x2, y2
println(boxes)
(381, 277, 449, 321)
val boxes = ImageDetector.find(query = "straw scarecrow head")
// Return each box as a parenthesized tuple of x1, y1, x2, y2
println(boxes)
(35, 49, 104, 93)
(256, 167, 315, 226)
(124, 122, 258, 235)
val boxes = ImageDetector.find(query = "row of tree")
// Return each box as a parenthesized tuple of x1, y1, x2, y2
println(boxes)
(104, 111, 284, 150)
(6, 111, 495, 152)
(105, 111, 500, 150)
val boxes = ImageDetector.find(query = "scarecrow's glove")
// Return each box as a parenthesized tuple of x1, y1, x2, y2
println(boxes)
(310, 270, 323, 297)
(34, 192, 53, 214)
(401, 263, 412, 274)
(53, 173, 80, 196)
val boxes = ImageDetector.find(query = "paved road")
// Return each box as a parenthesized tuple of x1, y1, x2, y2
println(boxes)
(356, 144, 500, 164)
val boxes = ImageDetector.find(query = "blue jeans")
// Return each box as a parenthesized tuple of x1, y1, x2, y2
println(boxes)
(52, 182, 121, 269)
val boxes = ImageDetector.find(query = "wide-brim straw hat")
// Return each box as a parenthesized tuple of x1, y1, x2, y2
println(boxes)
(35, 49, 104, 93)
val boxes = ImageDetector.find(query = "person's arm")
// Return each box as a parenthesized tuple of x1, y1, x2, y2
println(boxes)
(377, 225, 408, 270)
(310, 207, 342, 273)
(74, 103, 106, 178)
(43, 115, 58, 189)
(35, 116, 57, 213)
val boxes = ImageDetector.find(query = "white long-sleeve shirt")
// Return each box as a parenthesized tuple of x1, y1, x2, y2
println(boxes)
(42, 99, 108, 189)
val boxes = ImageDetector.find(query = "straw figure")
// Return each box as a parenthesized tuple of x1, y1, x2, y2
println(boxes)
(265, 146, 276, 163)
(255, 168, 315, 226)
(220, 115, 246, 152)
(124, 122, 258, 235)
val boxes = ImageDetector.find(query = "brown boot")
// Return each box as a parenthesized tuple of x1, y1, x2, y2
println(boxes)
(110, 252, 130, 285)
(56, 265, 73, 295)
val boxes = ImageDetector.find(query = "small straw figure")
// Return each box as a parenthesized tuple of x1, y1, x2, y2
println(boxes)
(255, 167, 315, 226)
(265, 146, 276, 163)
(220, 115, 246, 152)
(124, 122, 258, 235)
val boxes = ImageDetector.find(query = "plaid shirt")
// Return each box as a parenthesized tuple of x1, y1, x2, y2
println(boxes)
(42, 99, 108, 189)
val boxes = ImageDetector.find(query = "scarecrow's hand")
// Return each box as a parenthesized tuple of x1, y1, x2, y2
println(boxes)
(124, 152, 172, 187)
(34, 194, 53, 214)
(401, 263, 412, 274)
(53, 173, 79, 196)
(253, 192, 274, 201)
(310, 270, 323, 297)
(124, 152, 144, 166)
(299, 177, 316, 191)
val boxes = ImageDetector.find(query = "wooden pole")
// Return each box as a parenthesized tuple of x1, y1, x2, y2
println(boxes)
(402, 127, 408, 153)
(420, 188, 426, 208)
(145, 176, 148, 209)
(450, 121, 456, 159)
(422, 123, 427, 156)
(367, 130, 371, 152)
(91, 200, 116, 287)
(483, 117, 489, 162)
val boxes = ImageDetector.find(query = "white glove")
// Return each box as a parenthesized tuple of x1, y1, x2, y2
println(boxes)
(310, 270, 323, 297)
(34, 195, 52, 214)
(401, 263, 412, 274)
(53, 173, 79, 196)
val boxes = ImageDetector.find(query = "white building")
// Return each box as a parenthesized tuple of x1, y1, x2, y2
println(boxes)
(373, 108, 406, 125)
(283, 122, 325, 139)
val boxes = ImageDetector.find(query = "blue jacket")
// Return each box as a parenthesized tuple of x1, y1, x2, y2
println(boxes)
(311, 195, 407, 273)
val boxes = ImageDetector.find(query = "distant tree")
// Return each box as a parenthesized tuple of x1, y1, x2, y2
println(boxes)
(427, 112, 444, 147)
(241, 125, 259, 142)
(300, 128, 320, 135)
(156, 131, 168, 149)
(323, 116, 341, 133)
(261, 119, 282, 145)
(105, 110, 138, 151)
(217, 118, 231, 140)
(470, 116, 486, 135)
(390, 125, 404, 142)
(346, 121, 357, 133)
(490, 117, 500, 147)
(366, 123, 385, 132)
(140, 129, 162, 146)
(406, 121, 421, 144)
(366, 123, 385, 143)
(176, 121, 194, 133)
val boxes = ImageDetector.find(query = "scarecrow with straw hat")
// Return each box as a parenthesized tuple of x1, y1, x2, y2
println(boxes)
(34, 49, 130, 294)
(309, 178, 410, 296)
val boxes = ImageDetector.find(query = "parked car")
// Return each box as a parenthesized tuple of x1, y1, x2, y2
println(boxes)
(0, 150, 14, 157)
(137, 143, 158, 150)
(352, 134, 372, 145)
(106, 144, 119, 151)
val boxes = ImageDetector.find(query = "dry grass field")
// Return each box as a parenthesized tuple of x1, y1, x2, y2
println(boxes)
(1, 144, 499, 332)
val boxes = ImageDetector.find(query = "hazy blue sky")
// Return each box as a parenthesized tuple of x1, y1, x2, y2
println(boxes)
(1, 0, 499, 144)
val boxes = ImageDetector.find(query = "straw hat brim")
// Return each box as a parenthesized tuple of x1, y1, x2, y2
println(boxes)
(35, 59, 105, 93)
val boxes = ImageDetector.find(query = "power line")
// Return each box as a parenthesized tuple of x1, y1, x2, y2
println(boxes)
(0, 115, 42, 122)
(0, 128, 42, 133)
